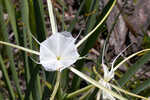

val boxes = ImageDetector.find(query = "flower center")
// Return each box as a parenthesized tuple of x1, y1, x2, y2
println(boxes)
(57, 56, 61, 61)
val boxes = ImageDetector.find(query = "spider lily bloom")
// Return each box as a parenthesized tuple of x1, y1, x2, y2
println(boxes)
(40, 31, 80, 71)
(98, 63, 115, 100)
(96, 42, 133, 100)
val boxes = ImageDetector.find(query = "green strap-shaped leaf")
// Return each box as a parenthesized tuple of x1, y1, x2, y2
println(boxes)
(118, 51, 150, 87)
(0, 55, 15, 100)
(67, 0, 86, 32)
(4, 0, 19, 45)
(132, 77, 150, 94)
(0, 2, 23, 100)
(20, 0, 42, 99)
(20, 0, 33, 99)
(71, 0, 116, 91)
(33, 0, 47, 41)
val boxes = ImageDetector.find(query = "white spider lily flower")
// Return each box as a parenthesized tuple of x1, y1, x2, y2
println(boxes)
(102, 64, 114, 82)
(96, 40, 116, 100)
(40, 31, 80, 71)
(99, 63, 115, 100)
(97, 42, 132, 100)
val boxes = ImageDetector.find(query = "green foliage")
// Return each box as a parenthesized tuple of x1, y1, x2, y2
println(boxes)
(0, 0, 150, 100)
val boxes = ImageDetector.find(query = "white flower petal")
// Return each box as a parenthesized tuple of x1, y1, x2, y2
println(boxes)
(102, 64, 109, 78)
(56, 34, 76, 57)
(99, 79, 116, 100)
(41, 60, 58, 71)
(102, 64, 114, 81)
(59, 58, 78, 70)
(40, 43, 56, 63)
(40, 34, 58, 56)
(60, 31, 75, 41)
(61, 42, 79, 58)
(102, 90, 116, 100)
(41, 60, 64, 71)
(108, 70, 114, 80)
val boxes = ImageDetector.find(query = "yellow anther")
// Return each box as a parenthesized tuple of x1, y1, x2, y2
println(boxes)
(57, 56, 61, 61)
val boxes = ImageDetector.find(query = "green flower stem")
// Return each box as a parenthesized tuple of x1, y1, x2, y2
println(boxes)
(50, 71, 61, 100)
(67, 85, 94, 99)
(68, 67, 127, 100)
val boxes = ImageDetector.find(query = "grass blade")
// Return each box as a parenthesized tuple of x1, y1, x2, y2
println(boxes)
(20, 0, 33, 99)
(132, 78, 150, 94)
(0, 3, 23, 100)
(0, 55, 15, 100)
(71, 0, 100, 91)
(67, 85, 94, 99)
(20, 0, 42, 99)
(76, 0, 116, 48)
(24, 65, 40, 100)
(4, 0, 19, 45)
(118, 51, 150, 86)
(33, 0, 47, 41)
(0, 93, 3, 100)
(67, 0, 86, 32)
(71, 0, 116, 91)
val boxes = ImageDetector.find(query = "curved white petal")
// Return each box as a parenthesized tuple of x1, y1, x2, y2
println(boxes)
(99, 80, 116, 100)
(41, 60, 58, 71)
(102, 64, 109, 78)
(40, 36, 56, 56)
(41, 60, 64, 71)
(59, 57, 78, 71)
(61, 42, 79, 58)
(102, 90, 116, 100)
(40, 43, 56, 64)
(60, 31, 75, 41)
(102, 64, 114, 81)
